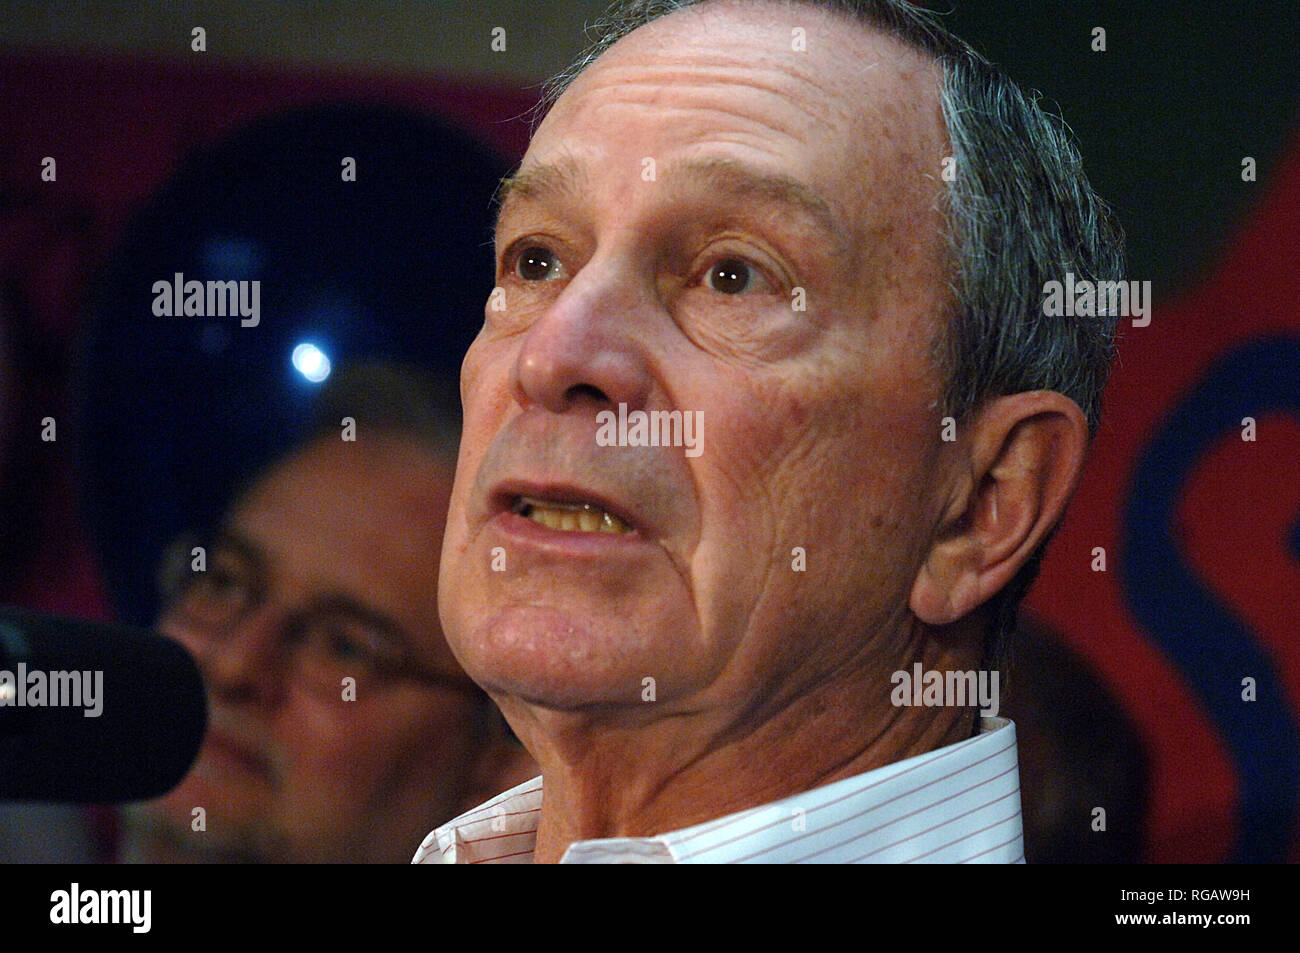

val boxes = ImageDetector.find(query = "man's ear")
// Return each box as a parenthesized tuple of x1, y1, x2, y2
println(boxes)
(910, 391, 1088, 626)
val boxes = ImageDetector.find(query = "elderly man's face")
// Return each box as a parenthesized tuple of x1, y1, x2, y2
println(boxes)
(442, 3, 953, 714)
(135, 436, 485, 863)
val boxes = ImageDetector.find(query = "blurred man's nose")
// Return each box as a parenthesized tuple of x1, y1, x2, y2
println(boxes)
(512, 252, 654, 416)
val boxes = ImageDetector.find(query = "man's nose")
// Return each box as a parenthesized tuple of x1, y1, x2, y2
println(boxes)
(197, 605, 291, 707)
(512, 253, 654, 414)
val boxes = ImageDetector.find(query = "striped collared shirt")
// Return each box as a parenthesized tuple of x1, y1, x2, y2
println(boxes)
(413, 716, 1024, 864)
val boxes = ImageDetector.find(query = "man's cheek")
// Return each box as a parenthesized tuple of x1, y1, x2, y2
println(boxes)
(271, 731, 372, 835)
(276, 703, 369, 785)
(462, 336, 516, 410)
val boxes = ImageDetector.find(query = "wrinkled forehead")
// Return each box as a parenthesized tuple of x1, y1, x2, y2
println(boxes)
(229, 439, 456, 600)
(532, 0, 948, 250)
(225, 439, 466, 672)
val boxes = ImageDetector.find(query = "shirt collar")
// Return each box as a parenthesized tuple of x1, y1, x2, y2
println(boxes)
(414, 716, 1022, 864)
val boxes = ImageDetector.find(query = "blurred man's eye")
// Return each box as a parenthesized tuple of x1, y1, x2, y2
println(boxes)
(515, 245, 564, 281)
(321, 624, 369, 662)
(204, 563, 246, 597)
(189, 552, 253, 607)
(299, 618, 401, 674)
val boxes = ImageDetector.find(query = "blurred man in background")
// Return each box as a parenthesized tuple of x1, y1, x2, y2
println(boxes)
(123, 364, 534, 863)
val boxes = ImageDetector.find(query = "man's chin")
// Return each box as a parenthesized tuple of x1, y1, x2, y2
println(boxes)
(452, 602, 698, 709)
(468, 651, 663, 713)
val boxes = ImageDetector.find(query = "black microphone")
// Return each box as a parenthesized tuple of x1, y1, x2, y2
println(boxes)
(0, 606, 207, 803)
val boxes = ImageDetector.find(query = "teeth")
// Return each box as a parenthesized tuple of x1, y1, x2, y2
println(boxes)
(514, 496, 631, 534)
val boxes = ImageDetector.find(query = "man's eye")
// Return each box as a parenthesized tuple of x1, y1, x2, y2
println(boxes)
(196, 562, 248, 602)
(704, 257, 766, 294)
(515, 246, 564, 281)
(324, 628, 367, 662)
(304, 620, 399, 669)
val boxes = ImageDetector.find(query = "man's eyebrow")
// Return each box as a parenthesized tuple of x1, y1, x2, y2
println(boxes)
(495, 155, 849, 252)
(673, 157, 850, 249)
(210, 528, 267, 576)
(495, 157, 587, 217)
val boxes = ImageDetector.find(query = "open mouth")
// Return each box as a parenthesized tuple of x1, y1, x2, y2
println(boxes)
(512, 495, 633, 535)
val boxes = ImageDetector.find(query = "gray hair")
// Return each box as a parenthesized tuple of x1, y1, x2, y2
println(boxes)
(212, 361, 462, 526)
(537, 0, 1126, 668)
